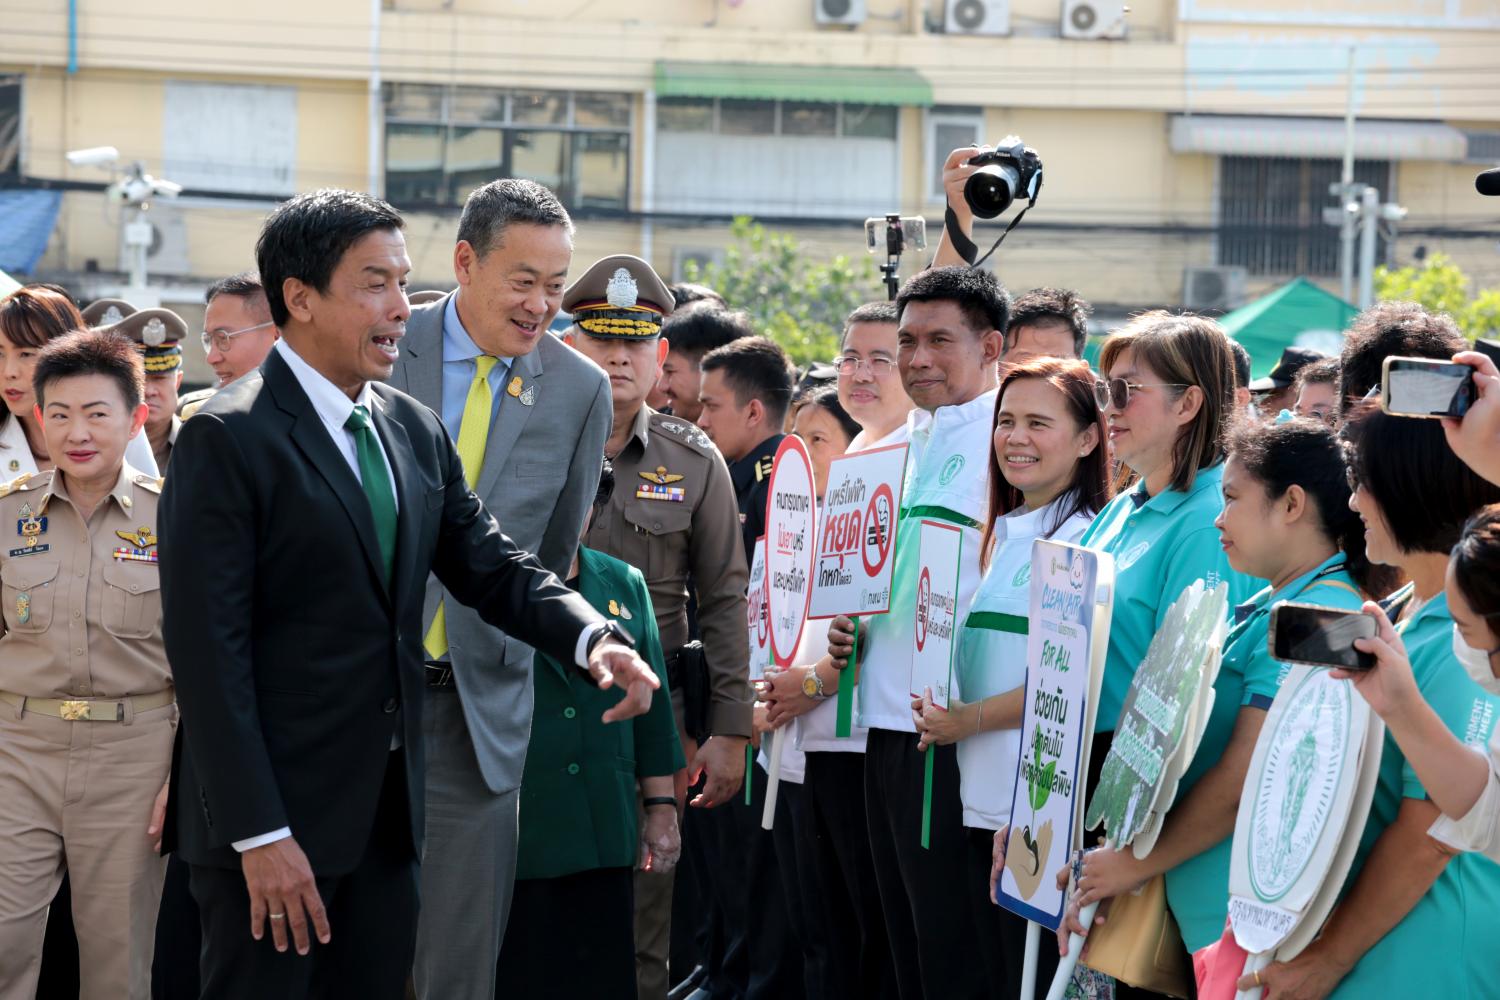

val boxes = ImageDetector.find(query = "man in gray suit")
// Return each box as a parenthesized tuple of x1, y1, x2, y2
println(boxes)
(386, 179, 611, 1000)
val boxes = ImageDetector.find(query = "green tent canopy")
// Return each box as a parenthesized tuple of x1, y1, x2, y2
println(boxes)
(1218, 278, 1358, 379)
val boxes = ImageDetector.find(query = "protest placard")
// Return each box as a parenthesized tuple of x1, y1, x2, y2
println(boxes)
(997, 540, 1114, 933)
(808, 443, 909, 736)
(907, 518, 963, 848)
(761, 436, 817, 826)
(1228, 664, 1383, 989)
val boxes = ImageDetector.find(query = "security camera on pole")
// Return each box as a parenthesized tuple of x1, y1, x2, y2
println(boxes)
(65, 145, 182, 303)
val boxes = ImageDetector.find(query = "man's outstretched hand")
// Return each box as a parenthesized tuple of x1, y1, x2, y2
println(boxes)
(588, 639, 661, 723)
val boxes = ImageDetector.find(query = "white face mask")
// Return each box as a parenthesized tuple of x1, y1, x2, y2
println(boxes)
(1451, 625, 1500, 695)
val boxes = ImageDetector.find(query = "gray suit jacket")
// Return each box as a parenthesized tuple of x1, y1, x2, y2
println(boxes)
(389, 292, 612, 794)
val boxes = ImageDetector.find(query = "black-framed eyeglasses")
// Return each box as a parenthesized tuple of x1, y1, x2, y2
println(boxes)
(1093, 377, 1191, 411)
(201, 321, 274, 355)
(832, 355, 897, 377)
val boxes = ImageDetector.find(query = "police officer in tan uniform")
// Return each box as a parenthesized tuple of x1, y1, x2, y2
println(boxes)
(100, 308, 190, 472)
(0, 329, 174, 1000)
(563, 255, 751, 1000)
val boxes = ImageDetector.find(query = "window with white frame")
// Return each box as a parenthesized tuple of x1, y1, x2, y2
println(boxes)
(926, 108, 983, 203)
(162, 81, 298, 197)
(653, 97, 901, 218)
(384, 84, 631, 211)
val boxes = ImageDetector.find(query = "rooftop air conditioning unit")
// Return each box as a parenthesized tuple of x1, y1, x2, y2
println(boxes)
(1061, 0, 1127, 39)
(815, 0, 867, 26)
(1182, 266, 1248, 312)
(945, 0, 1011, 36)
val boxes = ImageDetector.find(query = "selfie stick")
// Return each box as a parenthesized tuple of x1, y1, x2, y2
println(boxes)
(879, 214, 905, 301)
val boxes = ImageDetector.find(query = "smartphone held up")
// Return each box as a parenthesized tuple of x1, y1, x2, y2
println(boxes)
(1268, 602, 1377, 672)
(1381, 356, 1477, 419)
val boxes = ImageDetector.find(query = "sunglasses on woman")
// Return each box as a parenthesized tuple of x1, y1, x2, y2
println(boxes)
(1092, 377, 1191, 411)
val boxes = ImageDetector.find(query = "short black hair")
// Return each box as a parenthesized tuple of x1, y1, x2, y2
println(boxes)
(841, 301, 898, 348)
(700, 336, 795, 426)
(33, 328, 144, 410)
(1228, 418, 1362, 563)
(206, 271, 272, 323)
(795, 383, 861, 442)
(1344, 406, 1500, 556)
(1294, 357, 1340, 392)
(1338, 302, 1465, 420)
(1228, 339, 1252, 390)
(663, 301, 756, 362)
(456, 179, 573, 259)
(669, 283, 726, 309)
(895, 265, 1010, 337)
(256, 189, 405, 328)
(1008, 287, 1090, 357)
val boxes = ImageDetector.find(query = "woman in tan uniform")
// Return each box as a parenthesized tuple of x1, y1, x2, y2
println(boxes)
(0, 329, 173, 1000)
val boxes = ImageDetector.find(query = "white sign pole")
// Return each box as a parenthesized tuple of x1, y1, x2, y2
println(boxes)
(761, 437, 817, 830)
(1021, 921, 1040, 1000)
(1236, 952, 1273, 1000)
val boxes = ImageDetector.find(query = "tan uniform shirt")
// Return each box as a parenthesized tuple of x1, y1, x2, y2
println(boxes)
(585, 406, 752, 737)
(0, 467, 168, 699)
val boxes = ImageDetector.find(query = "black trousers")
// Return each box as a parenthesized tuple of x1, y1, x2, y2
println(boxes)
(151, 854, 201, 999)
(188, 751, 418, 1000)
(668, 805, 707, 988)
(736, 758, 803, 1000)
(802, 751, 898, 1000)
(863, 728, 987, 1000)
(771, 777, 831, 999)
(496, 866, 636, 999)
(965, 826, 1060, 1000)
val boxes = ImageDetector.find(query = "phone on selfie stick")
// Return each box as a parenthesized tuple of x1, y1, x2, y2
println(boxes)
(1268, 602, 1377, 672)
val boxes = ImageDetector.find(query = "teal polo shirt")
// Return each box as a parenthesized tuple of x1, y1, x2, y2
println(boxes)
(1329, 588, 1500, 1000)
(1163, 553, 1363, 953)
(1079, 463, 1259, 734)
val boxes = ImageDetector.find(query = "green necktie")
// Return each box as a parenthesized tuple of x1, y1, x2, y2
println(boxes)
(345, 404, 397, 586)
(423, 356, 498, 657)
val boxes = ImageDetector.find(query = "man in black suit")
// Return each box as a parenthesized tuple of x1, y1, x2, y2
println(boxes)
(157, 189, 659, 1000)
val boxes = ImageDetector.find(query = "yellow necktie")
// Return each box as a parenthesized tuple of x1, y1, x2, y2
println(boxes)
(424, 356, 498, 658)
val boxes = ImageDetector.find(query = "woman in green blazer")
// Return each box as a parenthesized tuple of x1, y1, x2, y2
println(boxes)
(496, 461, 685, 998)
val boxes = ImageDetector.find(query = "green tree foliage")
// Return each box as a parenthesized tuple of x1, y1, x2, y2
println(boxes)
(684, 216, 884, 368)
(1374, 253, 1500, 340)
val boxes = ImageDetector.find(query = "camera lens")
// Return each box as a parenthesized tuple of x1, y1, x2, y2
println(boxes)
(963, 162, 1020, 219)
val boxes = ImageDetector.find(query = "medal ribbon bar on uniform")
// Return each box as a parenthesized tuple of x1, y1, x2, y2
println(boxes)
(113, 547, 160, 563)
(635, 483, 687, 502)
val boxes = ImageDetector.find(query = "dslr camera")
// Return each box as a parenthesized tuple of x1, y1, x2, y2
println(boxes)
(963, 136, 1044, 219)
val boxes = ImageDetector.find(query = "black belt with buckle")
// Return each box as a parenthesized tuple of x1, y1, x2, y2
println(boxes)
(424, 661, 456, 689)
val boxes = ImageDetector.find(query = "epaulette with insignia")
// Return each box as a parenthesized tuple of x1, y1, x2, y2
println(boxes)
(0, 472, 34, 499)
(134, 474, 165, 494)
(754, 455, 774, 483)
(654, 416, 715, 453)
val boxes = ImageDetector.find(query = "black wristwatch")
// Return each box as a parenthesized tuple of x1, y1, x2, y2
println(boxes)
(586, 620, 636, 657)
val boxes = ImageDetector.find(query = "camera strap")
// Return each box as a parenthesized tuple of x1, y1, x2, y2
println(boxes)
(945, 195, 1038, 271)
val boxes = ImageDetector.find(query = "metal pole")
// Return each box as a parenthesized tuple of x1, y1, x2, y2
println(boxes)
(1339, 46, 1358, 304)
(1357, 186, 1379, 310)
(366, 0, 382, 197)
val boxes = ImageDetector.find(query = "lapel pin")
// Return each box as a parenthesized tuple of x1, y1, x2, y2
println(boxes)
(519, 385, 536, 406)
(507, 376, 523, 398)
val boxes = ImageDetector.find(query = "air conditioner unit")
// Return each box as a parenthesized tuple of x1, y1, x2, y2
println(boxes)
(945, 0, 1011, 36)
(120, 206, 191, 277)
(1182, 266, 1248, 312)
(1061, 0, 1126, 39)
(814, 0, 867, 27)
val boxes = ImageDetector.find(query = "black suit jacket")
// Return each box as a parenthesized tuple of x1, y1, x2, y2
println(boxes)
(159, 348, 600, 876)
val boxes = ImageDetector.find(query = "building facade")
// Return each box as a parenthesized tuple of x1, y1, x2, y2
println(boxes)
(3, 0, 1498, 380)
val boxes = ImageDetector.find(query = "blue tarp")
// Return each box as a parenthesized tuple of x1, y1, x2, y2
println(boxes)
(0, 189, 63, 274)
